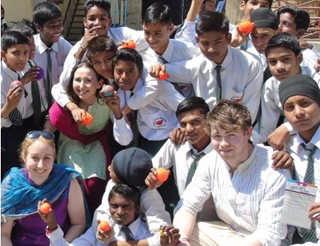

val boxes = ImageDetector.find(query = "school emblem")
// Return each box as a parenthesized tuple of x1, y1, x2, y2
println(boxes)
(179, 84, 188, 91)
(154, 117, 167, 127)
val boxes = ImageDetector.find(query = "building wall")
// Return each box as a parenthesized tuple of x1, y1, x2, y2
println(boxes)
(2, 0, 34, 25)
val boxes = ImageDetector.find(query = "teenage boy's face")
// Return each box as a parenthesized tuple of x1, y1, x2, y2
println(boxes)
(90, 50, 115, 79)
(143, 22, 173, 55)
(202, 0, 216, 12)
(197, 31, 231, 64)
(179, 109, 209, 149)
(114, 60, 141, 91)
(240, 0, 270, 20)
(109, 193, 139, 226)
(251, 27, 277, 54)
(283, 95, 320, 136)
(36, 17, 63, 46)
(211, 125, 252, 165)
(278, 12, 299, 37)
(267, 47, 302, 81)
(1, 44, 29, 72)
(83, 6, 111, 36)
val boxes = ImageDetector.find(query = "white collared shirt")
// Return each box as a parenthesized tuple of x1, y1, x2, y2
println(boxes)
(286, 126, 320, 243)
(33, 34, 72, 87)
(252, 66, 316, 144)
(1, 61, 26, 128)
(113, 75, 184, 144)
(176, 144, 288, 246)
(141, 39, 200, 98)
(52, 27, 148, 108)
(164, 46, 263, 122)
(93, 180, 171, 234)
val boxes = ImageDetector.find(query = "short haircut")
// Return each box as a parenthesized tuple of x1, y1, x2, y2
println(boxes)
(265, 33, 300, 57)
(243, 0, 273, 8)
(7, 23, 34, 37)
(108, 184, 141, 207)
(84, 0, 110, 17)
(176, 97, 210, 118)
(112, 48, 144, 74)
(196, 11, 229, 36)
(1, 31, 30, 51)
(206, 99, 252, 134)
(33, 2, 62, 26)
(277, 6, 310, 31)
(143, 3, 172, 26)
(87, 35, 117, 59)
(67, 62, 102, 104)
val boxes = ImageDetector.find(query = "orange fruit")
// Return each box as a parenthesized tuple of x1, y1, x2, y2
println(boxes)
(238, 20, 254, 35)
(82, 112, 93, 126)
(158, 71, 169, 80)
(122, 40, 136, 49)
(40, 202, 51, 214)
(99, 221, 111, 232)
(155, 167, 170, 183)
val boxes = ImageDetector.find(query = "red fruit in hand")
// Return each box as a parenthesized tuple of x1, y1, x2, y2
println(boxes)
(158, 71, 168, 80)
(10, 80, 23, 89)
(40, 202, 51, 214)
(99, 221, 111, 232)
(155, 168, 170, 183)
(82, 112, 93, 126)
(238, 20, 254, 35)
(101, 84, 114, 97)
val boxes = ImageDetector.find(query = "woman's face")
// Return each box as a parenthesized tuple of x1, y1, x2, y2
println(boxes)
(23, 140, 55, 186)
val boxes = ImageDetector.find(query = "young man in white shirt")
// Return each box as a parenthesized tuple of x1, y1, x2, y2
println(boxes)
(279, 75, 320, 245)
(44, 184, 180, 246)
(145, 97, 215, 219)
(173, 99, 288, 246)
(105, 48, 184, 156)
(33, 2, 72, 108)
(150, 11, 263, 122)
(141, 3, 200, 98)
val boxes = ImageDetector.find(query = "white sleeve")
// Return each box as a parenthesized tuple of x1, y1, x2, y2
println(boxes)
(174, 20, 198, 46)
(252, 82, 282, 144)
(152, 139, 175, 169)
(127, 72, 160, 110)
(164, 59, 196, 84)
(241, 55, 263, 123)
(113, 115, 133, 146)
(140, 189, 172, 233)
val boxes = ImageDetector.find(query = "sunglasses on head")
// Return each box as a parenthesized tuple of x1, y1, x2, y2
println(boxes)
(26, 131, 55, 140)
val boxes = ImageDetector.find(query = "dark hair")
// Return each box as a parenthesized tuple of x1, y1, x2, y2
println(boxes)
(33, 2, 62, 26)
(108, 184, 141, 207)
(87, 35, 117, 59)
(112, 48, 144, 75)
(176, 97, 210, 118)
(67, 62, 102, 104)
(1, 31, 30, 51)
(143, 3, 172, 26)
(196, 11, 229, 36)
(84, 0, 110, 17)
(243, 0, 273, 8)
(7, 23, 34, 37)
(277, 6, 310, 31)
(265, 33, 300, 57)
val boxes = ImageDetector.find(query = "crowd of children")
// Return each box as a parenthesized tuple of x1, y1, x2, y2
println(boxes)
(1, 0, 320, 245)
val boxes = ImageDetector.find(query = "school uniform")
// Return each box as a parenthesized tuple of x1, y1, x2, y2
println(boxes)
(252, 66, 315, 144)
(301, 47, 320, 74)
(1, 61, 46, 176)
(164, 46, 263, 122)
(113, 71, 184, 155)
(141, 39, 200, 98)
(52, 27, 147, 108)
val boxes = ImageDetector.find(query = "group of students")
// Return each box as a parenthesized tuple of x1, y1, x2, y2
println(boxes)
(1, 0, 320, 245)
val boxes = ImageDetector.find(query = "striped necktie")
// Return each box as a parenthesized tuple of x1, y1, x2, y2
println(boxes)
(297, 143, 318, 243)
(215, 65, 222, 102)
(121, 226, 135, 241)
(28, 61, 42, 126)
(46, 48, 53, 107)
(128, 91, 139, 147)
(185, 151, 205, 187)
(8, 74, 23, 126)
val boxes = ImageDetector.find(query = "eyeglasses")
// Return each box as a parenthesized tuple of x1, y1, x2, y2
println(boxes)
(26, 131, 55, 140)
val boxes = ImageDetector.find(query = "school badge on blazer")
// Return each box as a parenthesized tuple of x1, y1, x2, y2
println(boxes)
(154, 118, 167, 127)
